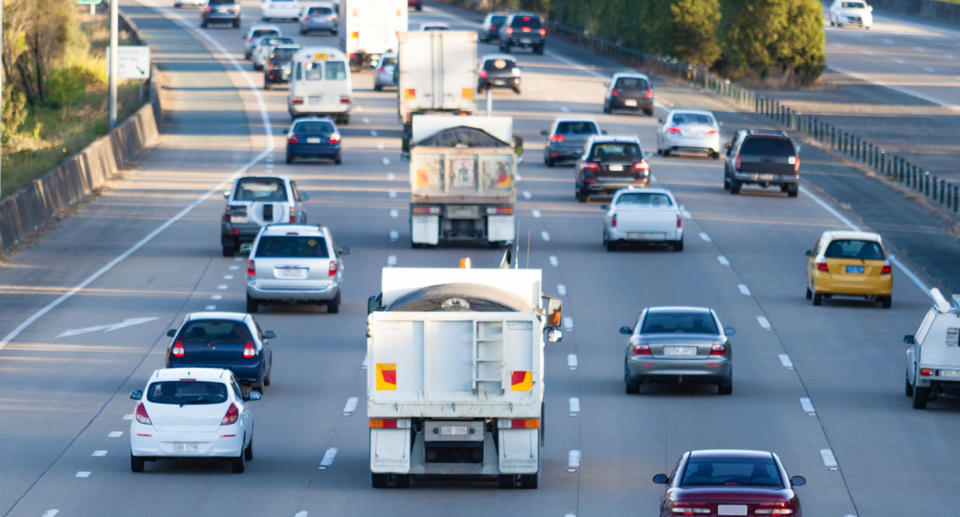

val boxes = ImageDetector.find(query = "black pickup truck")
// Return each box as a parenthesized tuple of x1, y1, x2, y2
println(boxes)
(723, 130, 800, 197)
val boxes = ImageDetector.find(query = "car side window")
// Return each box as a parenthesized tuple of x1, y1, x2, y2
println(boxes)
(290, 180, 301, 201)
(295, 62, 302, 81)
(231, 378, 243, 400)
(915, 310, 937, 345)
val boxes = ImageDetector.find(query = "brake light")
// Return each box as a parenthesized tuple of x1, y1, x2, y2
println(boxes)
(735, 154, 742, 170)
(920, 368, 933, 376)
(340, 95, 351, 104)
(817, 262, 829, 272)
(706, 129, 718, 135)
(412, 206, 441, 214)
(288, 135, 299, 144)
(632, 342, 651, 355)
(479, 70, 488, 79)
(370, 418, 411, 429)
(709, 342, 727, 356)
(331, 13, 338, 20)
(221, 403, 239, 426)
(582, 162, 600, 173)
(539, 28, 546, 36)
(329, 260, 338, 277)
(289, 206, 295, 223)
(668, 127, 682, 135)
(521, 26, 531, 33)
(172, 341, 185, 357)
(203, 5, 210, 11)
(611, 88, 619, 97)
(793, 155, 800, 174)
(329, 133, 341, 144)
(489, 25, 497, 30)
(267, 60, 274, 68)
(611, 213, 617, 228)
(485, 206, 514, 215)
(632, 160, 650, 173)
(223, 211, 231, 223)
(523, 16, 530, 21)
(755, 502, 795, 515)
(135, 402, 152, 425)
(670, 502, 711, 514)
(644, 89, 653, 99)
(292, 97, 304, 105)
(549, 134, 565, 142)
(377, 66, 385, 73)
(243, 341, 256, 358)
(676, 215, 682, 228)
(232, 4, 239, 12)
(247, 260, 256, 276)
(506, 27, 514, 34)
(881, 263, 892, 274)
(501, 418, 539, 429)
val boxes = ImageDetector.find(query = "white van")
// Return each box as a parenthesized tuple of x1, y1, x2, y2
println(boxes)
(288, 47, 352, 124)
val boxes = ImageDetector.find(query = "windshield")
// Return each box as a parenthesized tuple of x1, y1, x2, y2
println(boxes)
(680, 457, 784, 488)
(177, 319, 252, 343)
(381, 56, 398, 66)
(615, 192, 673, 207)
(255, 236, 329, 258)
(260, 37, 292, 48)
(272, 48, 297, 61)
(293, 121, 335, 134)
(234, 178, 287, 201)
(511, 15, 541, 28)
(147, 381, 228, 405)
(325, 61, 347, 80)
(640, 311, 718, 334)
(555, 121, 598, 135)
(824, 239, 885, 260)
(490, 15, 506, 25)
(483, 58, 516, 71)
(741, 137, 795, 156)
(252, 29, 279, 38)
(309, 6, 332, 14)
(842, 1, 866, 8)
(614, 77, 649, 90)
(590, 142, 641, 160)
(671, 112, 715, 125)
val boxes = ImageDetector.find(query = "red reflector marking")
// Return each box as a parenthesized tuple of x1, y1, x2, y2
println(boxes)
(136, 433, 152, 437)
(221, 434, 236, 438)
(381, 369, 396, 385)
(642, 362, 655, 366)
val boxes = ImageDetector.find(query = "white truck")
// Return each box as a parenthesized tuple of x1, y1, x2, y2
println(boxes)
(397, 30, 477, 151)
(905, 288, 960, 409)
(409, 115, 518, 247)
(366, 263, 563, 488)
(338, 0, 407, 70)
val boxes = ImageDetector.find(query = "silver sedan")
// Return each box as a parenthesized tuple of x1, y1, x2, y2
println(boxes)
(622, 306, 734, 394)
(656, 109, 722, 159)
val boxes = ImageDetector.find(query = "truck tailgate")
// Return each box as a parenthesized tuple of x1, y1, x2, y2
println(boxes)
(614, 207, 678, 234)
(398, 31, 477, 121)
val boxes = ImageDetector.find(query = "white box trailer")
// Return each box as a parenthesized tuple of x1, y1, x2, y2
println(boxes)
(366, 265, 563, 488)
(339, 0, 407, 69)
(397, 30, 477, 130)
(409, 115, 517, 247)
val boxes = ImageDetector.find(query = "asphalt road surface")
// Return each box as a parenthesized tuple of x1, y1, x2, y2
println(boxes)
(1, 1, 958, 516)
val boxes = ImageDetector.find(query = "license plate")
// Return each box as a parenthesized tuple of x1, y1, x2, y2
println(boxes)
(754, 173, 775, 181)
(172, 442, 199, 453)
(493, 80, 505, 85)
(446, 206, 478, 219)
(306, 137, 322, 144)
(941, 369, 960, 378)
(624, 99, 638, 107)
(664, 346, 697, 356)
(845, 265, 864, 274)
(627, 232, 666, 240)
(275, 267, 307, 279)
(231, 215, 248, 223)
(608, 164, 624, 172)
(439, 425, 469, 436)
(521, 38, 533, 43)
(309, 96, 323, 104)
(718, 506, 747, 516)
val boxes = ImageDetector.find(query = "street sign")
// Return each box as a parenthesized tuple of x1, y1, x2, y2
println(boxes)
(76, 0, 103, 5)
(106, 45, 151, 80)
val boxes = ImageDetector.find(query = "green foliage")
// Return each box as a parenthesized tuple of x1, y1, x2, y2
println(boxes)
(1, 89, 29, 146)
(46, 65, 101, 108)
(668, 0, 721, 66)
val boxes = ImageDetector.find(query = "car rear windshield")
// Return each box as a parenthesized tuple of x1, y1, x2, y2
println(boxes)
(490, 15, 506, 25)
(147, 381, 228, 405)
(308, 6, 332, 15)
(671, 113, 714, 125)
(177, 320, 252, 343)
(260, 37, 291, 47)
(253, 29, 280, 38)
(293, 121, 335, 134)
(381, 56, 398, 66)
(741, 137, 795, 156)
(640, 311, 718, 334)
(255, 236, 330, 258)
(615, 192, 673, 207)
(325, 61, 347, 80)
(271, 48, 297, 61)
(680, 457, 784, 488)
(842, 1, 865, 7)
(235, 178, 287, 201)
(590, 142, 641, 160)
(483, 58, 516, 71)
(511, 15, 541, 28)
(824, 239, 885, 260)
(556, 121, 599, 135)
(614, 77, 649, 90)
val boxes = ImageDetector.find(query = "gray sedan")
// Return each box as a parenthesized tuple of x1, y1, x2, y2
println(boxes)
(622, 306, 734, 395)
(541, 117, 602, 167)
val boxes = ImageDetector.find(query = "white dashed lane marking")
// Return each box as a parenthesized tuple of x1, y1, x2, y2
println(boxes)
(541, 231, 551, 242)
(229, 265, 239, 271)
(343, 397, 359, 415)
(92, 450, 107, 457)
(42, 511, 59, 517)
(75, 471, 91, 478)
(387, 172, 395, 180)
(295, 512, 308, 517)
(382, 157, 390, 166)
(522, 190, 532, 200)
(362, 117, 370, 124)
(389, 230, 399, 242)
(717, 255, 730, 266)
(532, 209, 541, 218)
(821, 448, 839, 470)
(737, 283, 751, 296)
(122, 413, 133, 420)
(205, 305, 216, 311)
(108, 431, 123, 438)
(779, 354, 794, 370)
(217, 284, 228, 290)
(698, 232, 711, 242)
(560, 106, 570, 112)
(371, 129, 378, 137)
(567, 353, 578, 369)
(757, 316, 772, 331)
(924, 66, 936, 73)
(549, 255, 559, 267)
(387, 255, 398, 267)
(800, 397, 816, 415)
(568, 397, 580, 415)
(389, 191, 397, 198)
(212, 295, 223, 300)
(377, 143, 384, 150)
(567, 450, 581, 471)
(318, 447, 338, 469)
(390, 209, 399, 218)
(563, 317, 574, 331)
(557, 284, 567, 297)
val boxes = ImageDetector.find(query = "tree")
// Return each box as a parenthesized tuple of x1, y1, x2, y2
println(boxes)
(1, 0, 77, 105)
(667, 0, 721, 67)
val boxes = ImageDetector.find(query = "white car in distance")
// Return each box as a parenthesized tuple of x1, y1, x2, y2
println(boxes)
(829, 0, 873, 29)
(602, 187, 684, 252)
(262, 0, 301, 21)
(656, 109, 722, 159)
(129, 368, 260, 473)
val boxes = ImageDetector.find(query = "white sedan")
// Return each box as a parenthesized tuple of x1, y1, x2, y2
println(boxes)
(656, 108, 721, 159)
(602, 187, 683, 251)
(829, 0, 873, 29)
(262, 0, 301, 21)
(129, 368, 260, 473)
(174, 0, 205, 7)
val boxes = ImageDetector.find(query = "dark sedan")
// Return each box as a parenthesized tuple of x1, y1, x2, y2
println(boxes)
(575, 135, 651, 202)
(477, 54, 521, 94)
(165, 312, 274, 391)
(286, 117, 341, 164)
(264, 45, 299, 89)
(201, 0, 240, 28)
(479, 12, 508, 43)
(603, 72, 654, 116)
(654, 450, 806, 517)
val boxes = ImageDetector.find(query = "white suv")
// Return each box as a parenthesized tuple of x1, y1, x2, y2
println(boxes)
(246, 224, 349, 313)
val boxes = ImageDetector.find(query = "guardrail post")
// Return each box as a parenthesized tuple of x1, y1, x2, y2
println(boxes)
(879, 151, 886, 175)
(924, 171, 930, 197)
(940, 179, 945, 204)
(955, 185, 959, 212)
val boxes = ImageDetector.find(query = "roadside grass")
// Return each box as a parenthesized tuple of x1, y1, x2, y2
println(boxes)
(1, 8, 144, 198)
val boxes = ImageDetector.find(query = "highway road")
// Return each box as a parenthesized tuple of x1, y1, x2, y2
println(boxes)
(1, 1, 958, 516)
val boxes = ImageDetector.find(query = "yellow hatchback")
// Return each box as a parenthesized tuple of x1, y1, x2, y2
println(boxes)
(805, 230, 892, 308)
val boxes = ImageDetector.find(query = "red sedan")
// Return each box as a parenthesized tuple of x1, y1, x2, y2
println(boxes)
(653, 450, 806, 516)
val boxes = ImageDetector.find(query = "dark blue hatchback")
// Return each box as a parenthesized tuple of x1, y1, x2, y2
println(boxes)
(286, 117, 341, 164)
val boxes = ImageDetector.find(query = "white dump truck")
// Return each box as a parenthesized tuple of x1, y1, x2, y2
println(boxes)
(397, 30, 477, 151)
(339, 0, 407, 70)
(366, 262, 563, 488)
(409, 115, 518, 247)
(905, 288, 960, 409)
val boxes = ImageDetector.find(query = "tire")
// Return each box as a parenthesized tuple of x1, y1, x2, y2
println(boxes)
(244, 438, 253, 461)
(880, 296, 892, 309)
(710, 151, 721, 160)
(231, 445, 246, 473)
(246, 296, 258, 314)
(673, 239, 683, 252)
(534, 44, 544, 55)
(723, 176, 730, 191)
(644, 108, 654, 116)
(729, 179, 741, 194)
(913, 386, 930, 409)
(603, 102, 610, 114)
(813, 292, 823, 306)
(374, 83, 381, 91)
(718, 379, 733, 395)
(264, 81, 271, 91)
(545, 157, 554, 168)
(577, 188, 587, 203)
(497, 474, 515, 489)
(372, 473, 388, 488)
(233, 20, 239, 28)
(786, 184, 799, 197)
(327, 291, 341, 314)
(264, 369, 271, 387)
(513, 86, 521, 94)
(805, 286, 812, 299)
(625, 381, 640, 394)
(222, 244, 234, 257)
(334, 155, 342, 165)
(662, 148, 671, 157)
(502, 43, 511, 52)
(286, 153, 293, 164)
(201, 20, 208, 28)
(606, 239, 617, 252)
(130, 454, 145, 473)
(520, 471, 539, 489)
(905, 377, 913, 397)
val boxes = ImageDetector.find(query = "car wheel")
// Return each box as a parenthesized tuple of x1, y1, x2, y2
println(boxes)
(673, 239, 683, 252)
(372, 473, 389, 488)
(534, 44, 544, 55)
(718, 379, 733, 395)
(244, 437, 254, 461)
(602, 102, 610, 114)
(662, 148, 671, 157)
(644, 108, 654, 116)
(605, 238, 617, 252)
(805, 286, 812, 299)
(497, 474, 515, 489)
(374, 83, 381, 91)
(812, 292, 823, 306)
(233, 19, 240, 28)
(334, 155, 342, 165)
(710, 150, 721, 160)
(723, 176, 730, 191)
(729, 179, 741, 194)
(520, 471, 539, 489)
(905, 377, 914, 397)
(577, 189, 587, 203)
(286, 153, 293, 164)
(327, 291, 341, 314)
(246, 296, 258, 313)
(913, 386, 930, 409)
(880, 296, 892, 309)
(513, 86, 521, 94)
(263, 81, 271, 90)
(545, 157, 554, 168)
(786, 184, 799, 197)
(264, 370, 271, 387)
(201, 20, 208, 28)
(222, 244, 235, 257)
(130, 454, 145, 473)
(231, 445, 246, 473)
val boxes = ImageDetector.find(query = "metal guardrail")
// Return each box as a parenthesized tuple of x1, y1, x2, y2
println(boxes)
(549, 22, 960, 215)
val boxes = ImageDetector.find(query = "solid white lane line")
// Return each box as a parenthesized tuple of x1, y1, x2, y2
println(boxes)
(532, 209, 541, 218)
(563, 317, 574, 331)
(212, 295, 223, 300)
(389, 191, 397, 198)
(223, 274, 233, 280)
(699, 232, 711, 242)
(549, 255, 559, 267)
(717, 255, 730, 266)
(371, 129, 378, 137)
(546, 50, 605, 79)
(205, 305, 216, 311)
(362, 352, 368, 369)
(217, 284, 228, 290)
(560, 106, 570, 112)
(779, 354, 794, 370)
(567, 353, 578, 370)
(92, 450, 108, 457)
(41, 511, 59, 517)
(799, 185, 930, 295)
(800, 397, 816, 415)
(557, 284, 567, 296)
(568, 450, 582, 471)
(522, 190, 532, 200)
(122, 413, 133, 420)
(75, 471, 91, 478)
(108, 431, 122, 438)
(229, 265, 239, 271)
(757, 316, 772, 331)
(828, 62, 957, 114)
(737, 283, 751, 296)
(318, 447, 338, 469)
(343, 397, 359, 415)
(541, 230, 551, 242)
(387, 255, 398, 267)
(295, 512, 308, 517)
(923, 66, 936, 73)
(382, 157, 390, 166)
(389, 230, 399, 241)
(861, 49, 873, 56)
(569, 397, 580, 415)
(821, 448, 839, 470)
(387, 172, 395, 180)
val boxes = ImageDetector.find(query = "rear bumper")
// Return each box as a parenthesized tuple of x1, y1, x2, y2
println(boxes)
(166, 359, 264, 383)
(289, 105, 351, 117)
(731, 171, 798, 185)
(130, 425, 244, 458)
(626, 356, 732, 383)
(610, 97, 653, 111)
(662, 134, 721, 153)
(221, 223, 262, 245)
(607, 227, 682, 243)
(507, 36, 544, 48)
(479, 76, 521, 90)
(813, 273, 892, 296)
(202, 13, 239, 23)
(265, 70, 291, 83)
(545, 144, 585, 160)
(286, 142, 341, 158)
(247, 281, 340, 301)
(302, 20, 337, 30)
(583, 179, 649, 194)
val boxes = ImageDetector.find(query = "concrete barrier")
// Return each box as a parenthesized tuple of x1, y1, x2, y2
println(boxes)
(0, 12, 161, 253)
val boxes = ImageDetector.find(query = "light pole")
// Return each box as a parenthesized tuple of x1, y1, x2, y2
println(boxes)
(109, 0, 118, 129)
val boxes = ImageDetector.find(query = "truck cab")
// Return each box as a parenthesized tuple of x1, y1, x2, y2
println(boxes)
(905, 288, 960, 409)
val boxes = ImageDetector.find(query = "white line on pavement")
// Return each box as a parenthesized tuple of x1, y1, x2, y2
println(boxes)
(569, 397, 580, 415)
(532, 209, 541, 218)
(75, 471, 91, 478)
(390, 209, 399, 218)
(224, 274, 233, 280)
(356, 106, 364, 113)
(757, 316, 772, 331)
(212, 295, 223, 300)
(541, 230, 551, 242)
(681, 209, 692, 219)
(882, 38, 894, 44)
(108, 431, 122, 438)
(800, 397, 816, 415)
(546, 96, 555, 102)
(387, 255, 397, 267)
(205, 305, 216, 311)
(371, 129, 378, 137)
(362, 353, 368, 370)
(217, 284, 228, 290)
(234, 257, 242, 262)
(914, 45, 926, 51)
(567, 353, 578, 369)
(892, 58, 905, 64)
(318, 447, 338, 469)
(737, 283, 751, 296)
(529, 85, 537, 92)
(568, 450, 582, 471)
(522, 190, 532, 200)
(41, 511, 59, 517)
(563, 317, 574, 331)
(382, 157, 390, 166)
(549, 255, 559, 267)
(557, 284, 567, 297)
(343, 397, 359, 415)
(362, 117, 370, 124)
(387, 172, 395, 180)
(560, 106, 570, 112)
(122, 414, 133, 420)
(389, 191, 397, 198)
(92, 450, 107, 457)
(377, 143, 384, 150)
(923, 66, 936, 73)
(516, 174, 522, 181)
(699, 232, 711, 242)
(295, 512, 308, 517)
(228, 265, 239, 271)
(389, 230, 399, 242)
(779, 354, 794, 370)
(828, 63, 957, 114)
(821, 448, 839, 470)
(717, 255, 730, 266)
(546, 50, 606, 79)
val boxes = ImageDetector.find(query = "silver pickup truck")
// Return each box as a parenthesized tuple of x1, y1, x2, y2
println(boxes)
(602, 187, 683, 251)
(905, 288, 960, 409)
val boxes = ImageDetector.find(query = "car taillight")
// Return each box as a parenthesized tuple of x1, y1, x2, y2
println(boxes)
(755, 502, 795, 515)
(247, 260, 256, 276)
(203, 5, 210, 11)
(670, 502, 710, 514)
(172, 341, 185, 357)
(676, 215, 682, 228)
(668, 127, 682, 135)
(479, 70, 488, 79)
(735, 154, 742, 170)
(611, 88, 619, 97)
(292, 97, 304, 105)
(709, 342, 727, 356)
(331, 14, 338, 20)
(489, 24, 497, 30)
(369, 418, 411, 429)
(288, 135, 299, 143)
(632, 160, 650, 173)
(377, 66, 385, 73)
(706, 129, 718, 135)
(817, 262, 829, 272)
(135, 402, 152, 425)
(329, 133, 341, 144)
(582, 162, 600, 173)
(539, 28, 546, 36)
(920, 368, 932, 376)
(232, 4, 240, 12)
(223, 211, 231, 222)
(881, 263, 892, 274)
(793, 156, 800, 173)
(644, 89, 653, 99)
(289, 206, 295, 223)
(329, 260, 338, 277)
(340, 95, 351, 104)
(550, 134, 565, 142)
(243, 341, 256, 358)
(611, 213, 617, 228)
(506, 27, 514, 34)
(632, 342, 651, 355)
(267, 60, 274, 68)
(221, 403, 239, 425)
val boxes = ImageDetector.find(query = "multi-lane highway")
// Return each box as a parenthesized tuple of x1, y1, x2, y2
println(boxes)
(1, 1, 958, 516)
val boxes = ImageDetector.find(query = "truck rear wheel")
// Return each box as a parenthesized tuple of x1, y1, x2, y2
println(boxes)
(520, 472, 539, 489)
(372, 473, 388, 488)
(913, 386, 930, 409)
(905, 377, 913, 397)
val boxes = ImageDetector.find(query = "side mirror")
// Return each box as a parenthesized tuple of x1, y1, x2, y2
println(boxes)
(263, 330, 276, 339)
(368, 293, 383, 314)
(239, 242, 253, 256)
(619, 326, 632, 335)
(540, 129, 548, 136)
(223, 190, 231, 199)
(129, 390, 143, 400)
(546, 328, 563, 343)
(868, 5, 873, 11)
(166, 329, 177, 337)
(300, 192, 310, 201)
(652, 474, 669, 484)
(600, 204, 609, 211)
(246, 390, 262, 401)
(338, 246, 351, 256)
(513, 135, 524, 157)
(904, 334, 915, 345)
(724, 142, 732, 149)
(658, 118, 664, 124)
(790, 475, 806, 487)
(602, 81, 609, 88)
(545, 296, 563, 329)
(804, 249, 812, 257)
(724, 327, 736, 336)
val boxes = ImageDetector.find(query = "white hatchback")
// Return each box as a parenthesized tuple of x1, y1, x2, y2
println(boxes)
(129, 368, 260, 473)
(262, 0, 301, 21)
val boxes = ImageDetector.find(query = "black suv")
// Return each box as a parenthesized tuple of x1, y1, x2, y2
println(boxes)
(723, 130, 800, 197)
(498, 12, 545, 54)
(264, 45, 299, 90)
